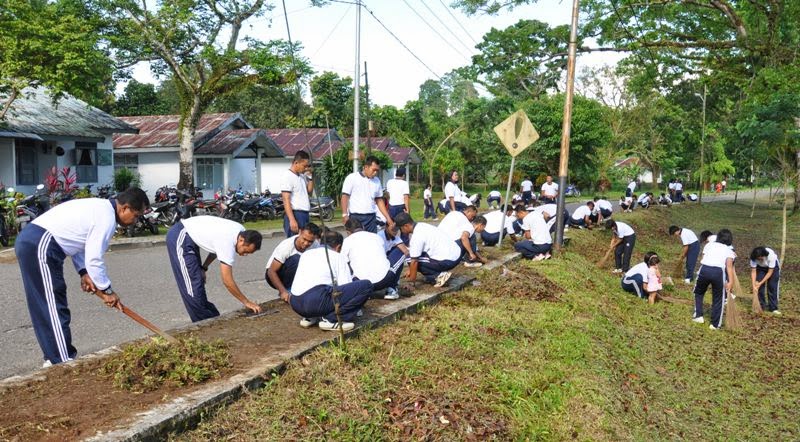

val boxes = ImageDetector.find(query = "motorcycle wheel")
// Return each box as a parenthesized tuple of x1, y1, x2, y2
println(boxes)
(0, 219, 7, 247)
(265, 207, 276, 220)
(321, 207, 334, 222)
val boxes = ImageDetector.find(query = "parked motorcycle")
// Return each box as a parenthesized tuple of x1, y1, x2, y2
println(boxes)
(15, 184, 50, 231)
(565, 184, 581, 197)
(310, 196, 335, 222)
(0, 186, 16, 247)
(125, 208, 160, 237)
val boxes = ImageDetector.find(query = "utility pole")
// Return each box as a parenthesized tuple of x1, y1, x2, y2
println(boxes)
(352, 0, 362, 173)
(698, 84, 707, 204)
(364, 61, 372, 151)
(554, 0, 580, 252)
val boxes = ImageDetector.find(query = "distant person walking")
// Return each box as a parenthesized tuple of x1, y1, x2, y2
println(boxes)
(520, 177, 534, 205)
(386, 168, 410, 219)
(423, 184, 435, 219)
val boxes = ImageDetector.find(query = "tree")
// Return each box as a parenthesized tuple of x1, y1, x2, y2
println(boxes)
(100, 0, 302, 190)
(210, 83, 311, 129)
(309, 71, 353, 130)
(1, 0, 113, 120)
(113, 79, 170, 116)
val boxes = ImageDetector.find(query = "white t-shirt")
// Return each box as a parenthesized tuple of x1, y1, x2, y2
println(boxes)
(750, 247, 779, 269)
(291, 247, 353, 296)
(722, 180, 727, 187)
(637, 194, 650, 204)
(596, 199, 613, 212)
(533, 203, 557, 217)
(386, 178, 409, 206)
(668, 182, 676, 190)
(624, 262, 650, 282)
(700, 242, 736, 268)
(615, 221, 635, 238)
(341, 231, 390, 283)
(621, 196, 633, 206)
(707, 234, 717, 243)
(482, 210, 505, 234)
(409, 222, 461, 261)
(627, 181, 637, 192)
(444, 181, 461, 200)
(423, 188, 432, 200)
(675, 182, 683, 191)
(341, 172, 382, 214)
(180, 216, 245, 266)
(32, 198, 117, 290)
(438, 211, 475, 241)
(571, 205, 592, 220)
(488, 190, 501, 198)
(521, 212, 551, 244)
(541, 182, 558, 197)
(521, 180, 533, 192)
(504, 213, 518, 234)
(377, 229, 403, 253)
(279, 169, 310, 211)
(680, 228, 698, 245)
(266, 235, 318, 268)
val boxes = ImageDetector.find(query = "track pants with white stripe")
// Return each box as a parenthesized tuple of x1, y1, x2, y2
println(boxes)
(614, 234, 636, 272)
(693, 265, 726, 328)
(755, 265, 780, 312)
(621, 273, 647, 300)
(372, 247, 406, 291)
(167, 222, 220, 323)
(416, 252, 459, 283)
(16, 224, 77, 364)
(290, 280, 373, 323)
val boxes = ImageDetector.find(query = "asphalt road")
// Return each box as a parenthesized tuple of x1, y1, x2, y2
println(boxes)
(0, 190, 758, 379)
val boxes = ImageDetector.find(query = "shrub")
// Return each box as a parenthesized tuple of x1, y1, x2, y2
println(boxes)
(113, 167, 140, 192)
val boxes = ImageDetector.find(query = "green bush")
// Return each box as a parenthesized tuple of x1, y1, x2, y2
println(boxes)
(113, 167, 140, 192)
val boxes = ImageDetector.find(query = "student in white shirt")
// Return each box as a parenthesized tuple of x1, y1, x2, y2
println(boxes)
(487, 190, 502, 209)
(693, 229, 736, 329)
(442, 170, 466, 214)
(167, 216, 263, 322)
(619, 194, 634, 213)
(668, 179, 676, 200)
(520, 177, 534, 205)
(621, 252, 660, 302)
(626, 179, 637, 197)
(674, 179, 684, 202)
(481, 207, 515, 246)
(396, 213, 461, 288)
(540, 175, 558, 203)
(606, 219, 636, 273)
(342, 218, 405, 299)
(341, 155, 392, 233)
(423, 184, 435, 219)
(280, 150, 314, 238)
(265, 223, 321, 301)
(438, 206, 488, 266)
(594, 196, 613, 220)
(569, 201, 595, 228)
(378, 224, 410, 256)
(288, 230, 373, 332)
(16, 188, 149, 366)
(750, 246, 781, 314)
(513, 205, 553, 261)
(386, 167, 410, 219)
(658, 193, 672, 206)
(669, 226, 700, 283)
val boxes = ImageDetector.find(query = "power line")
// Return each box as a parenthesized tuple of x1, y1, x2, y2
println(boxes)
(398, 0, 472, 62)
(416, 0, 475, 56)
(311, 4, 352, 57)
(361, 3, 442, 80)
(436, 0, 479, 46)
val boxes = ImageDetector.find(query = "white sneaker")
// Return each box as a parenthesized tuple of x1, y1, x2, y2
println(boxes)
(434, 271, 452, 287)
(299, 317, 319, 328)
(612, 269, 622, 274)
(709, 324, 718, 330)
(532, 254, 546, 261)
(384, 287, 400, 300)
(464, 261, 483, 268)
(318, 319, 354, 331)
(684, 278, 691, 284)
(42, 360, 52, 368)
(692, 316, 705, 324)
(544, 253, 552, 259)
(772, 310, 782, 315)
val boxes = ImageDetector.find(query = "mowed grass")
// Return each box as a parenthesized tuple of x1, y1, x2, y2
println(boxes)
(174, 201, 799, 441)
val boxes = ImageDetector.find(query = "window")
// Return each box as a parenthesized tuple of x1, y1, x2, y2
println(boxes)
(196, 158, 224, 190)
(15, 140, 37, 185)
(114, 153, 138, 172)
(74, 142, 98, 182)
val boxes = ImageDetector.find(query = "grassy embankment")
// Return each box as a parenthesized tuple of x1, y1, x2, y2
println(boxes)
(173, 202, 794, 440)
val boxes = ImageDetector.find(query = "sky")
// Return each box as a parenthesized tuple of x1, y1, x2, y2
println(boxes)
(127, 0, 625, 108)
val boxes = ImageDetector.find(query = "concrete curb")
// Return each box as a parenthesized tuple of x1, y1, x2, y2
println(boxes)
(84, 251, 521, 441)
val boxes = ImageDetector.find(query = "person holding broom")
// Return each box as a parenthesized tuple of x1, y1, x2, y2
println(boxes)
(750, 246, 781, 315)
(669, 225, 700, 284)
(693, 229, 736, 330)
(605, 219, 636, 274)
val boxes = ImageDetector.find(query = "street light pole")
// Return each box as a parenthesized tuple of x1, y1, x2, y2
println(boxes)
(352, 0, 362, 173)
(698, 84, 706, 204)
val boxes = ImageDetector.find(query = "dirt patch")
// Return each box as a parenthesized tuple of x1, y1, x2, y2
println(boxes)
(475, 262, 564, 301)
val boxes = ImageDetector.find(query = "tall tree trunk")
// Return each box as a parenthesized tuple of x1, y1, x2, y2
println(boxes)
(794, 149, 800, 214)
(652, 164, 660, 191)
(781, 179, 788, 264)
(750, 185, 757, 218)
(177, 97, 202, 190)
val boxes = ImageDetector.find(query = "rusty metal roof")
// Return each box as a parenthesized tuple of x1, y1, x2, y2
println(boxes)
(195, 129, 283, 157)
(265, 128, 341, 156)
(113, 113, 242, 150)
(0, 87, 138, 139)
(346, 136, 419, 164)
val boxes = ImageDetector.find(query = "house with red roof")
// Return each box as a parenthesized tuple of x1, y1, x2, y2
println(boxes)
(113, 113, 284, 196)
(261, 128, 342, 193)
(347, 136, 421, 185)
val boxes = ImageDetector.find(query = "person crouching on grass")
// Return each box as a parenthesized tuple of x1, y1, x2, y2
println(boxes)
(513, 205, 553, 261)
(750, 246, 781, 315)
(396, 212, 461, 288)
(692, 229, 735, 330)
(621, 252, 662, 304)
(288, 230, 373, 331)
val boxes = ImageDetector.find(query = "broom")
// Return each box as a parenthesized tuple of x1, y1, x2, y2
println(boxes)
(597, 242, 615, 268)
(725, 270, 743, 330)
(672, 257, 685, 281)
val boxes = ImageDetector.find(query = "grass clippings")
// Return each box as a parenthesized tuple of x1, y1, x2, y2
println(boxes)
(101, 337, 230, 393)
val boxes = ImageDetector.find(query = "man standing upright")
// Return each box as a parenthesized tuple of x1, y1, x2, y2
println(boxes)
(341, 155, 393, 233)
(386, 167, 410, 219)
(167, 216, 263, 322)
(540, 175, 558, 204)
(520, 176, 534, 205)
(16, 188, 149, 366)
(281, 151, 313, 238)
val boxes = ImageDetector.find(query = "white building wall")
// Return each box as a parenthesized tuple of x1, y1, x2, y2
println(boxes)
(229, 158, 257, 193)
(137, 152, 179, 199)
(261, 158, 292, 194)
(0, 139, 14, 187)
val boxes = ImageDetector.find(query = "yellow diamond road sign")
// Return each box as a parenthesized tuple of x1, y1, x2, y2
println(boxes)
(494, 110, 539, 157)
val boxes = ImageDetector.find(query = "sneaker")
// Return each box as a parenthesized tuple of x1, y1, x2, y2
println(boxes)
(544, 253, 552, 259)
(299, 317, 319, 328)
(318, 319, 354, 331)
(577, 225, 585, 230)
(772, 310, 782, 315)
(684, 278, 691, 284)
(42, 360, 52, 368)
(464, 261, 483, 268)
(384, 287, 400, 300)
(434, 271, 452, 287)
(612, 269, 623, 274)
(692, 316, 705, 324)
(709, 324, 718, 330)
(532, 254, 546, 261)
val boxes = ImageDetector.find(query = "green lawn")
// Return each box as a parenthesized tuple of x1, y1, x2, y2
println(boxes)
(173, 201, 799, 441)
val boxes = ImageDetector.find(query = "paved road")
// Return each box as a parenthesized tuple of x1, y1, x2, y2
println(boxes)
(0, 190, 763, 379)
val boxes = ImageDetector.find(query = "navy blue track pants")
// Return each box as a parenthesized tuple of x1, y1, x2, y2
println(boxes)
(621, 273, 647, 299)
(283, 210, 310, 238)
(685, 241, 700, 281)
(265, 254, 301, 292)
(416, 252, 459, 283)
(372, 247, 406, 292)
(290, 280, 373, 322)
(693, 265, 727, 328)
(755, 265, 780, 312)
(167, 222, 220, 322)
